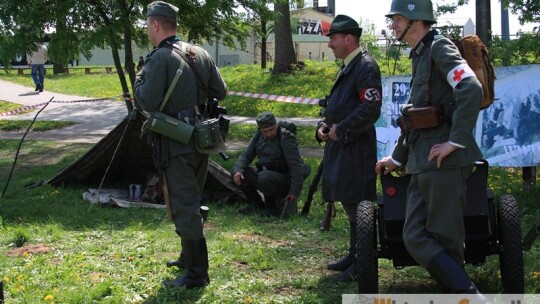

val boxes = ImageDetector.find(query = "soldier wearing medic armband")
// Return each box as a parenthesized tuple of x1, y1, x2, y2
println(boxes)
(375, 0, 485, 295)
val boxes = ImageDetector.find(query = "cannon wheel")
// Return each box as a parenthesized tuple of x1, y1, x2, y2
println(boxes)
(497, 194, 524, 293)
(356, 200, 378, 293)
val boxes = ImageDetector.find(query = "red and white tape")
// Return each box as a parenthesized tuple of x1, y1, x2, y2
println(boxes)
(0, 96, 122, 118)
(227, 90, 320, 105)
(1, 91, 318, 117)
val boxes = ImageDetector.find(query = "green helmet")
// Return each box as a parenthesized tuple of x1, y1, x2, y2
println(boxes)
(385, 0, 436, 23)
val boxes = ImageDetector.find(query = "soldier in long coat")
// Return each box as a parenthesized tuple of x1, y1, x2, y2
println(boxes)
(316, 15, 382, 282)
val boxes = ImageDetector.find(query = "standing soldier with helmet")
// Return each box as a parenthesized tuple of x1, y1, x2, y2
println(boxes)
(135, 1, 227, 288)
(376, 0, 485, 295)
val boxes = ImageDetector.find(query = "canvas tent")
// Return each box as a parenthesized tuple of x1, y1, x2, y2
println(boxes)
(47, 112, 244, 204)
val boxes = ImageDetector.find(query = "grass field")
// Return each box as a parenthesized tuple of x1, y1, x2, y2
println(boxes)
(0, 62, 539, 303)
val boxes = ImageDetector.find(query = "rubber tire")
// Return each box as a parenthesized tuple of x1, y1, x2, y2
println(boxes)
(497, 194, 524, 293)
(356, 200, 378, 293)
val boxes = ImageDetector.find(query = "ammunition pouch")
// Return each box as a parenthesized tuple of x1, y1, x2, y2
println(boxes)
(397, 105, 443, 134)
(144, 111, 194, 144)
(194, 118, 226, 154)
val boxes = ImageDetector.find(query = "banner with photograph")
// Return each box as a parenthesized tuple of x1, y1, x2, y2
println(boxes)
(377, 64, 540, 167)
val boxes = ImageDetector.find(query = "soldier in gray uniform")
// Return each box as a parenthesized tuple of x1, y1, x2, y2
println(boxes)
(376, 0, 485, 294)
(231, 112, 305, 218)
(316, 15, 382, 282)
(134, 1, 227, 288)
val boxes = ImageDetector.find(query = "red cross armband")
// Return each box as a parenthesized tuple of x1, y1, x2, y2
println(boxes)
(446, 63, 476, 88)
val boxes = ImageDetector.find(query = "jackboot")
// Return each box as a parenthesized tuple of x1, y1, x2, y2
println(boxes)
(240, 186, 265, 214)
(166, 250, 185, 269)
(332, 263, 357, 282)
(264, 195, 279, 217)
(426, 251, 486, 296)
(328, 221, 356, 271)
(163, 238, 210, 288)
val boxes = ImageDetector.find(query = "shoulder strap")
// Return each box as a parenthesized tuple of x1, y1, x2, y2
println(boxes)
(159, 59, 185, 111)
(422, 35, 446, 106)
(171, 43, 209, 98)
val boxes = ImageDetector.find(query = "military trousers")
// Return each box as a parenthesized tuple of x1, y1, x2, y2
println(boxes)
(242, 167, 290, 199)
(164, 152, 208, 240)
(403, 165, 473, 268)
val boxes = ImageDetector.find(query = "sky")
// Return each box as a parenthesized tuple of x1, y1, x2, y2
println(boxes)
(331, 0, 535, 38)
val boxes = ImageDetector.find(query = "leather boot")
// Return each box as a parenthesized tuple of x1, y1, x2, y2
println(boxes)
(332, 263, 357, 282)
(166, 250, 185, 269)
(240, 186, 265, 214)
(328, 221, 356, 271)
(264, 195, 279, 217)
(163, 238, 210, 288)
(427, 251, 484, 294)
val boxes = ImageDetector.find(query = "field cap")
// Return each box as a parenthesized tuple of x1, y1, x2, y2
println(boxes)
(147, 1, 178, 19)
(256, 111, 277, 129)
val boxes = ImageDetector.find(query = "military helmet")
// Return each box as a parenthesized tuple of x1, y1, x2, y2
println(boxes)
(385, 0, 436, 23)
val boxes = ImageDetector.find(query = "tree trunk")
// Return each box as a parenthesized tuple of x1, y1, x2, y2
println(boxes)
(273, 1, 296, 74)
(261, 20, 268, 69)
(475, 0, 492, 44)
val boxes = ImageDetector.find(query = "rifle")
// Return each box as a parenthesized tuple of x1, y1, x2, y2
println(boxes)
(301, 161, 323, 215)
(319, 201, 335, 231)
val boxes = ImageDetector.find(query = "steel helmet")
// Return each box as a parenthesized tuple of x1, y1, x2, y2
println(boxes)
(385, 0, 436, 23)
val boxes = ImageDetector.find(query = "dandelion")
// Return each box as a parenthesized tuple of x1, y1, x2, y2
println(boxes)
(44, 294, 54, 301)
(22, 251, 29, 257)
(17, 285, 25, 291)
(3, 275, 9, 283)
(244, 297, 253, 303)
(127, 256, 135, 261)
(17, 274, 24, 280)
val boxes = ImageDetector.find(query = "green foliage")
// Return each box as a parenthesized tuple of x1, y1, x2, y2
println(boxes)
(490, 33, 540, 66)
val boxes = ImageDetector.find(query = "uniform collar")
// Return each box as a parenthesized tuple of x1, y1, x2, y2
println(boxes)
(343, 46, 363, 68)
(410, 29, 438, 58)
(158, 35, 180, 48)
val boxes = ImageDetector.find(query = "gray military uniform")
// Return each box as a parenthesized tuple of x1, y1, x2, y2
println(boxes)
(135, 35, 227, 240)
(231, 124, 304, 214)
(392, 30, 483, 267)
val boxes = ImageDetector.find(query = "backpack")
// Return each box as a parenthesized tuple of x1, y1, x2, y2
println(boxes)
(278, 120, 297, 135)
(452, 35, 496, 109)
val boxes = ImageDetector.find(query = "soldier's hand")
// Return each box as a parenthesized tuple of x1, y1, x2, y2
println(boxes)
(233, 172, 244, 186)
(328, 124, 338, 141)
(428, 141, 458, 168)
(317, 123, 330, 142)
(375, 156, 397, 175)
(285, 194, 297, 203)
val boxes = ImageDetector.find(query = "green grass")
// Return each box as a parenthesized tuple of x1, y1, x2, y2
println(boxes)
(0, 62, 539, 303)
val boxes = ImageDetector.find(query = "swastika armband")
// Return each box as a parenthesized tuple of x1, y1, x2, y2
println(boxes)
(359, 88, 382, 104)
(446, 63, 476, 88)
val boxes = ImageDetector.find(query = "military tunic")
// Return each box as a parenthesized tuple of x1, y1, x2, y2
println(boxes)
(391, 30, 483, 267)
(231, 126, 304, 200)
(134, 36, 227, 240)
(321, 50, 382, 203)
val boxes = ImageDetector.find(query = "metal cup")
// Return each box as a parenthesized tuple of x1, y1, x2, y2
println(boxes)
(200, 205, 209, 223)
(129, 184, 141, 200)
